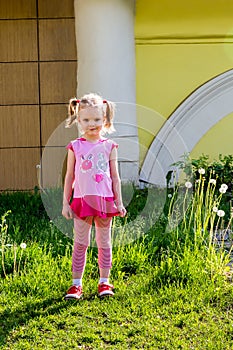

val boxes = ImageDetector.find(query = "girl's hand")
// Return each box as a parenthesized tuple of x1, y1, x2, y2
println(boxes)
(62, 204, 73, 220)
(117, 205, 127, 217)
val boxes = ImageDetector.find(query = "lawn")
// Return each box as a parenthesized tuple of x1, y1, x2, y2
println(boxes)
(0, 179, 233, 349)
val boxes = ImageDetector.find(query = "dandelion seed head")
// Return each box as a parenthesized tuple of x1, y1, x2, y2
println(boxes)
(198, 168, 205, 175)
(20, 243, 27, 249)
(209, 179, 216, 185)
(220, 184, 228, 191)
(167, 194, 172, 198)
(219, 187, 227, 194)
(185, 181, 192, 189)
(217, 210, 225, 217)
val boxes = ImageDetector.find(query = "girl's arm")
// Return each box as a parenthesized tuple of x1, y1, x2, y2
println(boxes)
(62, 149, 75, 219)
(110, 146, 127, 217)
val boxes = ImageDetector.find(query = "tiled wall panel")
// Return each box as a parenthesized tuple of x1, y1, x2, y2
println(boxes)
(41, 104, 78, 146)
(0, 63, 39, 105)
(0, 20, 38, 62)
(38, 0, 74, 18)
(0, 148, 41, 190)
(40, 62, 77, 104)
(39, 19, 76, 61)
(0, 0, 77, 190)
(0, 0, 36, 19)
(0, 106, 40, 147)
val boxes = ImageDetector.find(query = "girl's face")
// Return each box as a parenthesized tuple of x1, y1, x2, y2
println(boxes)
(78, 107, 105, 138)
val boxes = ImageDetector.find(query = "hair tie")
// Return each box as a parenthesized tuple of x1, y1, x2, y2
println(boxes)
(103, 99, 107, 104)
(73, 99, 80, 105)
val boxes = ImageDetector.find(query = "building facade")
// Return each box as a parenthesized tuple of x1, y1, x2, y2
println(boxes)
(0, 0, 232, 190)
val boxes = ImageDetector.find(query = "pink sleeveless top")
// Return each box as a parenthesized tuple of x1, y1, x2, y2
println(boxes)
(67, 137, 119, 218)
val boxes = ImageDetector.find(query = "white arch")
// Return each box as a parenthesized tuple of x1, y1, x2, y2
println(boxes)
(139, 69, 233, 186)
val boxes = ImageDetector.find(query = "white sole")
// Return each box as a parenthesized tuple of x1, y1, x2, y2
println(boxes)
(99, 291, 114, 297)
(64, 294, 82, 300)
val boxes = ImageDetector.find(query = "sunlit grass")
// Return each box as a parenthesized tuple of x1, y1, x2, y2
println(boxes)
(0, 175, 233, 349)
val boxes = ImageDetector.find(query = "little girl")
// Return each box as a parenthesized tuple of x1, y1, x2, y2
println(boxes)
(62, 93, 126, 299)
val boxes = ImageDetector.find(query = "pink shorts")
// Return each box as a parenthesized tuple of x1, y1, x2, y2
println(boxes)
(70, 195, 119, 219)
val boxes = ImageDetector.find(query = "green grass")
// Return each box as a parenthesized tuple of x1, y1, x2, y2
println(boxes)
(0, 185, 233, 349)
(1, 274, 233, 349)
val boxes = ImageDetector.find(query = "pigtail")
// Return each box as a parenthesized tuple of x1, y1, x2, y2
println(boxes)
(103, 99, 116, 134)
(65, 98, 79, 128)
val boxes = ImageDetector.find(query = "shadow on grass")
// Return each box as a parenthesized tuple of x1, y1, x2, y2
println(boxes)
(0, 289, 117, 346)
(0, 295, 71, 346)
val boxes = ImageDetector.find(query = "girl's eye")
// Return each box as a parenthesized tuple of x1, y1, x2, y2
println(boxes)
(83, 119, 89, 122)
(95, 118, 101, 122)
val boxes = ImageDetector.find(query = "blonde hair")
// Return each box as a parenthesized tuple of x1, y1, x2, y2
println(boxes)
(66, 93, 116, 134)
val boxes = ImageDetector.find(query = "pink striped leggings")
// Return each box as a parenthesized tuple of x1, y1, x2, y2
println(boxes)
(72, 216, 112, 273)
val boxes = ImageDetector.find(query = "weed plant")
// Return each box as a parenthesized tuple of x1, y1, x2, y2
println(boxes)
(146, 168, 232, 288)
(173, 153, 233, 220)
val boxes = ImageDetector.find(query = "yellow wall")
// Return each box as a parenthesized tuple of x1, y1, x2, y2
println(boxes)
(191, 112, 233, 160)
(135, 0, 233, 163)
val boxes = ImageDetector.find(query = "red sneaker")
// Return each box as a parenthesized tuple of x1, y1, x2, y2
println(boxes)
(98, 282, 114, 297)
(64, 285, 83, 300)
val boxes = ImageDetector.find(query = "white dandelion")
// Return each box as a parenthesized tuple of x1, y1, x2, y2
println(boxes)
(217, 210, 225, 217)
(209, 179, 216, 185)
(20, 243, 27, 249)
(185, 181, 192, 189)
(220, 184, 228, 191)
(219, 187, 227, 194)
(198, 168, 205, 175)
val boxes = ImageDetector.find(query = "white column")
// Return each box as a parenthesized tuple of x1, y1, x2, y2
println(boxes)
(74, 0, 139, 182)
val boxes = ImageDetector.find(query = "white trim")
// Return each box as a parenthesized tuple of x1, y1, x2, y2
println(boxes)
(139, 69, 233, 186)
